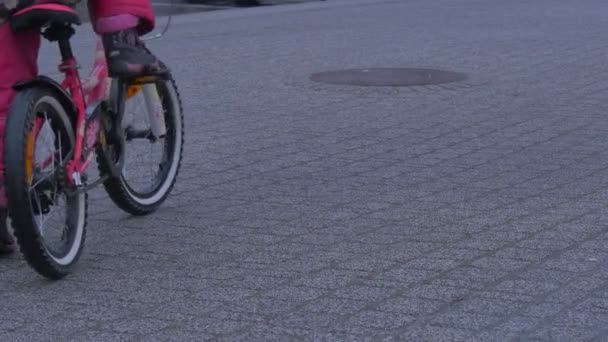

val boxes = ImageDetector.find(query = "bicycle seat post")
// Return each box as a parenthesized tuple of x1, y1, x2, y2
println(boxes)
(43, 23, 77, 68)
(58, 35, 74, 62)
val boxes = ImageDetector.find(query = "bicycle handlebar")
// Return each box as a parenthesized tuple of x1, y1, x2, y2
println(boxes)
(142, 0, 173, 41)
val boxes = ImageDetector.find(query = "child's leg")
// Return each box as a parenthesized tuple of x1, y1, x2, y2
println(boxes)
(0, 23, 40, 254)
(88, 0, 166, 78)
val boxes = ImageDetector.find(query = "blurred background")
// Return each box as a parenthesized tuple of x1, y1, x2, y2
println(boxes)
(75, 0, 323, 19)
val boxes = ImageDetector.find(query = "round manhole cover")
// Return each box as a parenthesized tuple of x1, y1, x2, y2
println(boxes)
(310, 68, 467, 87)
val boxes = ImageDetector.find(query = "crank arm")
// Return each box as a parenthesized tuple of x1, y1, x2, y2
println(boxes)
(65, 175, 109, 196)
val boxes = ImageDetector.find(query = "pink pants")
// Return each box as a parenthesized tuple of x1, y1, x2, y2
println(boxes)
(0, 25, 40, 207)
(0, 0, 155, 207)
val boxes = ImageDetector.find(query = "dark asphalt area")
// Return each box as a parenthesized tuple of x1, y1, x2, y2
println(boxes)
(4, 0, 608, 341)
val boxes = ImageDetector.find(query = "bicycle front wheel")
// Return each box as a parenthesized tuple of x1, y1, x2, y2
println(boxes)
(98, 76, 184, 216)
(4, 86, 87, 280)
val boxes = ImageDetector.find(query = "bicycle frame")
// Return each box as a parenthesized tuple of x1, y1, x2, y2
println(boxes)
(54, 34, 103, 187)
(58, 35, 166, 188)
(12, 1, 173, 189)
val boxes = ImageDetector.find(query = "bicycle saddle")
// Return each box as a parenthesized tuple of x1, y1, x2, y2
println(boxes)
(11, 3, 81, 32)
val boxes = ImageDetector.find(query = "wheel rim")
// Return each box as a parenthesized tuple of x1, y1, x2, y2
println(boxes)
(26, 96, 84, 266)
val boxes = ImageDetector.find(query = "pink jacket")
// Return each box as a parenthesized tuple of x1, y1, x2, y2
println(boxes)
(0, 1, 156, 35)
(88, 0, 155, 35)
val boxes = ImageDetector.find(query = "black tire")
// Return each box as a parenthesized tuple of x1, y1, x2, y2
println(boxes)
(4, 87, 87, 280)
(98, 77, 184, 216)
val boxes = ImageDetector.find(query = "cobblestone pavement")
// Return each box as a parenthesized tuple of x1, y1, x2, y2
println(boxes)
(3, 0, 608, 340)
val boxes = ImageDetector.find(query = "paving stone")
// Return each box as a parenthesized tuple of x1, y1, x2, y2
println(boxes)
(3, 0, 608, 340)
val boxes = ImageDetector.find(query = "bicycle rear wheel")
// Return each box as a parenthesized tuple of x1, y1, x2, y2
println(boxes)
(4, 87, 87, 280)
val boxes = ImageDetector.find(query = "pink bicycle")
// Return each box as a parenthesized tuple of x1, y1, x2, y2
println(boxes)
(5, 4, 184, 279)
